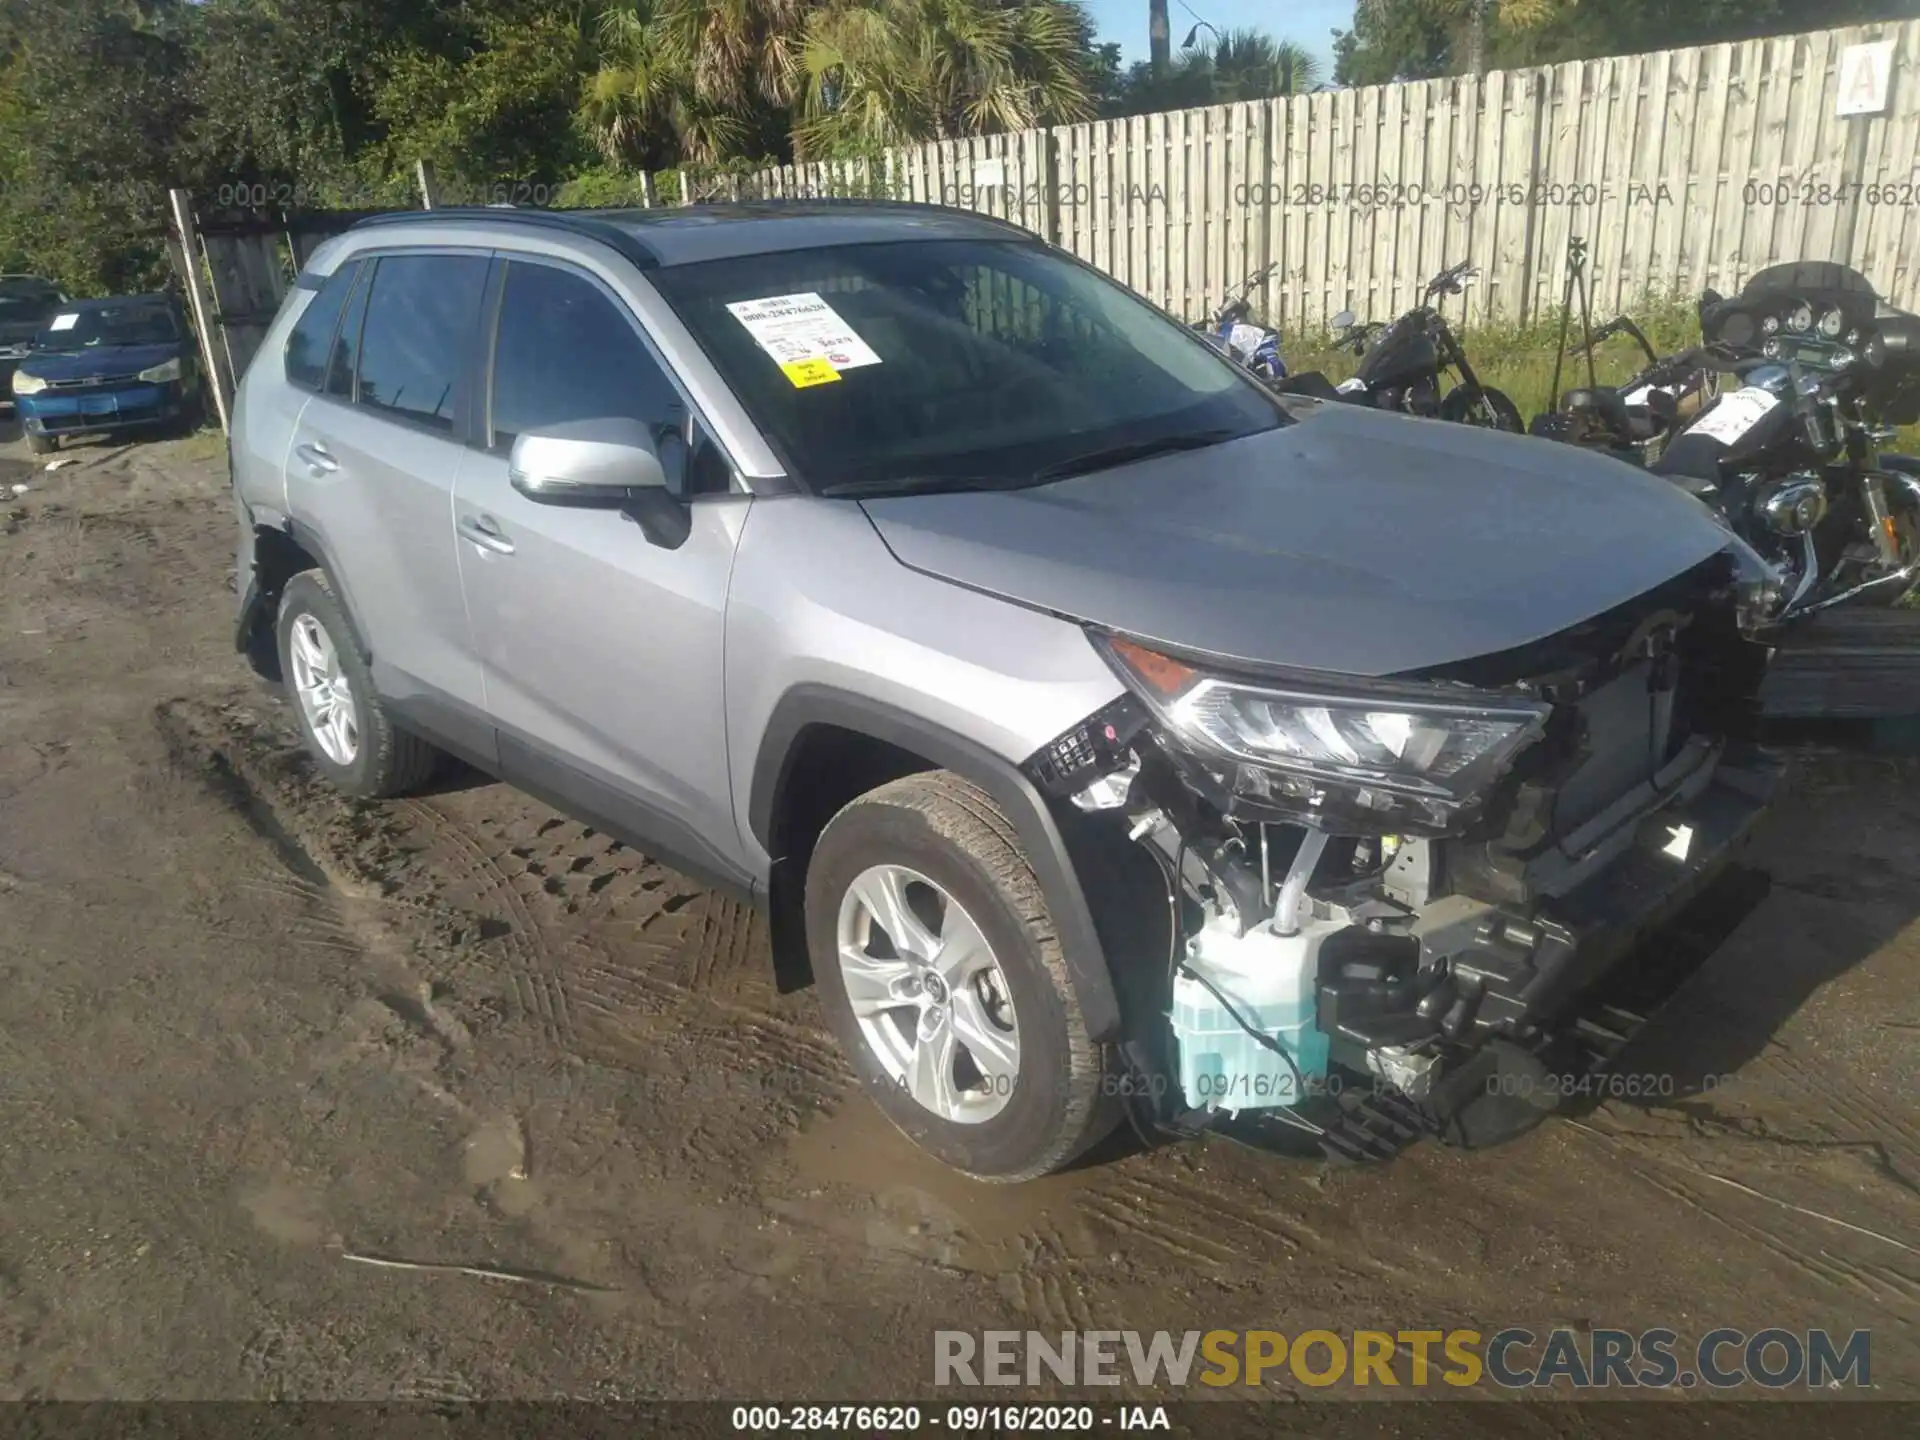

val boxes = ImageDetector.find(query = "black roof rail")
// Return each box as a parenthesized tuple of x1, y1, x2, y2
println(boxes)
(348, 206, 663, 269)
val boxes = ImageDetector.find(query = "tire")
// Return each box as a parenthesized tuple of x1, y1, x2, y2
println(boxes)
(805, 772, 1120, 1182)
(26, 432, 54, 455)
(274, 569, 441, 798)
(1440, 384, 1524, 432)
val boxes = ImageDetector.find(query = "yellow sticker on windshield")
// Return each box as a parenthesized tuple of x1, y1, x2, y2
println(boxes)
(781, 357, 841, 388)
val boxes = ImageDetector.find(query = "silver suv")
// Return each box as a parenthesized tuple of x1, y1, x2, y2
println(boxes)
(231, 203, 1783, 1181)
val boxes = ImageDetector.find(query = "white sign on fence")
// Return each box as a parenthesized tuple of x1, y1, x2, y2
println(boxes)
(973, 158, 1005, 189)
(1836, 40, 1895, 117)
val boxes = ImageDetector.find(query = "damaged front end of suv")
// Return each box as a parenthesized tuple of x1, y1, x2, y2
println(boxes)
(1021, 547, 1782, 1160)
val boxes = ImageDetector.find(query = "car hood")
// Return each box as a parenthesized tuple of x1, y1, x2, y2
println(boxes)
(858, 405, 1738, 678)
(18, 342, 182, 381)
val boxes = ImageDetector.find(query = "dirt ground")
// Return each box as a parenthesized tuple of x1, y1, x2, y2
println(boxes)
(0, 421, 1916, 1414)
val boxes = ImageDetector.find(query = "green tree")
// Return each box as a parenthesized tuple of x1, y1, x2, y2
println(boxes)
(366, 2, 593, 195)
(793, 0, 1093, 155)
(583, 0, 811, 166)
(0, 0, 192, 290)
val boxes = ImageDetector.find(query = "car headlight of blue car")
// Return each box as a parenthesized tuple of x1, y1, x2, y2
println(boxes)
(137, 357, 182, 383)
(11, 369, 46, 395)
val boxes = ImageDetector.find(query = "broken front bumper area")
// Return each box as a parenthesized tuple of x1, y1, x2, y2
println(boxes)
(1344, 745, 1781, 1056)
(1295, 745, 1783, 1162)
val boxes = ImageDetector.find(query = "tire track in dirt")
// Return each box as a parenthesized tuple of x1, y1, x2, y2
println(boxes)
(1576, 1121, 1920, 1321)
(394, 798, 578, 1054)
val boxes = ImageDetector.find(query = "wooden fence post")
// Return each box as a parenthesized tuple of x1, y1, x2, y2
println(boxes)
(639, 172, 657, 208)
(166, 188, 234, 437)
(416, 159, 441, 209)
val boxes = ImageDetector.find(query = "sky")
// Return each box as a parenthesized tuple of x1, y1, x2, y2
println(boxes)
(1081, 0, 1355, 79)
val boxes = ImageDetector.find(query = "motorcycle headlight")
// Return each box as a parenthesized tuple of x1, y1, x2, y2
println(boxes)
(137, 357, 182, 383)
(11, 370, 47, 395)
(1096, 633, 1550, 832)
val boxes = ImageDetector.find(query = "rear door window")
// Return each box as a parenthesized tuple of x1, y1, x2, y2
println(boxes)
(351, 254, 489, 433)
(284, 261, 358, 392)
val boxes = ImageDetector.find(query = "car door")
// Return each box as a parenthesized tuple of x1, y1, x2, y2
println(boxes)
(452, 252, 753, 891)
(286, 249, 494, 759)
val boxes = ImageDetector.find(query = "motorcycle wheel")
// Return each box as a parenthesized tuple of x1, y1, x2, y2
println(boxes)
(1440, 384, 1525, 433)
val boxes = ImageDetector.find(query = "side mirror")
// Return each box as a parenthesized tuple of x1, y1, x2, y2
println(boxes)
(508, 417, 670, 506)
(1330, 309, 1355, 331)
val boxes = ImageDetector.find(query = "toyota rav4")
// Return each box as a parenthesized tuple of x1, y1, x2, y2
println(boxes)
(229, 202, 1782, 1181)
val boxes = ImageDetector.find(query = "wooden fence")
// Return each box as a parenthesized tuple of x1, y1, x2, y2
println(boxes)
(728, 19, 1920, 330)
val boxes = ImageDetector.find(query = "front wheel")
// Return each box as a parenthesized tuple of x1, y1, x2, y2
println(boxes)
(1441, 384, 1525, 432)
(805, 772, 1120, 1182)
(26, 432, 54, 456)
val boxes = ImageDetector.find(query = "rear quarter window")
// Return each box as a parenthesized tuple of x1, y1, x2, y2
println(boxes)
(284, 262, 359, 392)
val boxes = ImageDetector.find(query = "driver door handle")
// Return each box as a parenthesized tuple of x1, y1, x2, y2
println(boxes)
(459, 513, 514, 555)
(294, 441, 337, 475)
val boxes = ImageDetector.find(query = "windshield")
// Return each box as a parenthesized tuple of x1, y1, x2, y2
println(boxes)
(0, 280, 63, 330)
(649, 238, 1286, 495)
(36, 301, 178, 351)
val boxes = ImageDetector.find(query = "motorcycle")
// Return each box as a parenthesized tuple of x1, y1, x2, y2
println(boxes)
(1528, 238, 1727, 464)
(1313, 261, 1524, 431)
(1651, 261, 1920, 622)
(1194, 262, 1287, 383)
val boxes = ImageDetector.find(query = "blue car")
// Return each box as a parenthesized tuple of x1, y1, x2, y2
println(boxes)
(10, 292, 203, 454)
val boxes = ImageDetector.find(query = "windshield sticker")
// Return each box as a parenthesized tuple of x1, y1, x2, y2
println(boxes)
(726, 293, 881, 385)
(48, 313, 77, 331)
(780, 358, 841, 388)
(1686, 385, 1777, 445)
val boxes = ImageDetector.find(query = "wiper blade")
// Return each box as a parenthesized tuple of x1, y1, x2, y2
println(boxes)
(1027, 429, 1242, 483)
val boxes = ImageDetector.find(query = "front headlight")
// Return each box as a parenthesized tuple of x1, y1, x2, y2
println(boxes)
(1096, 633, 1550, 831)
(137, 358, 182, 383)
(11, 370, 47, 395)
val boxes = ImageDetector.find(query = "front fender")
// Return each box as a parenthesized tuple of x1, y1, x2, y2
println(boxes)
(748, 686, 1122, 1042)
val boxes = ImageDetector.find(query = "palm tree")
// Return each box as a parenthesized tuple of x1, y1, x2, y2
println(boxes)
(1203, 28, 1321, 100)
(796, 0, 1093, 154)
(583, 0, 811, 165)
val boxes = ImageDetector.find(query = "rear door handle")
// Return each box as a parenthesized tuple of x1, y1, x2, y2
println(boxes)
(459, 513, 514, 555)
(293, 441, 337, 475)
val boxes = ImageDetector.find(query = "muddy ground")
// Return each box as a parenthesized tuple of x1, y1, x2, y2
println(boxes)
(0, 423, 1916, 1416)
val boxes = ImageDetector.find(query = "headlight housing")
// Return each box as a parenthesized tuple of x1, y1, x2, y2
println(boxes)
(1096, 632, 1550, 833)
(137, 357, 182, 383)
(11, 370, 47, 395)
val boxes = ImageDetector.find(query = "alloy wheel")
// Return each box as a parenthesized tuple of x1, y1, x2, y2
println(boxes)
(834, 864, 1021, 1124)
(288, 613, 360, 767)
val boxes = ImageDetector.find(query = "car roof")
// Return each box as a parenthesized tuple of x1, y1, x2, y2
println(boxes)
(350, 200, 1039, 269)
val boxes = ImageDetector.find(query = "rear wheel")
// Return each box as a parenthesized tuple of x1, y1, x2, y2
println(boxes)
(1441, 384, 1525, 432)
(805, 772, 1120, 1182)
(274, 570, 441, 798)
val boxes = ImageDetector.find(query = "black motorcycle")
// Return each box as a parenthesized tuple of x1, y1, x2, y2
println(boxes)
(1651, 261, 1920, 621)
(1308, 261, 1524, 431)
(1529, 238, 1731, 463)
